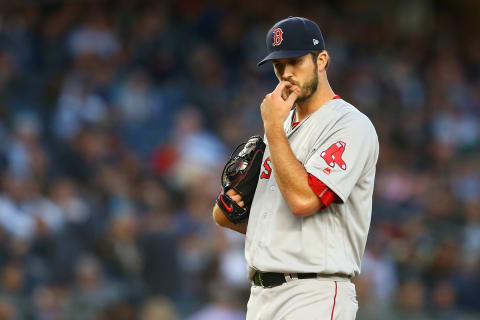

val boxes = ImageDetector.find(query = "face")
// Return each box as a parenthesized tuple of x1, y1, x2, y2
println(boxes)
(272, 54, 319, 102)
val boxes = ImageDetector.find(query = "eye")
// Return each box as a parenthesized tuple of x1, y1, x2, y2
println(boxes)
(273, 63, 283, 71)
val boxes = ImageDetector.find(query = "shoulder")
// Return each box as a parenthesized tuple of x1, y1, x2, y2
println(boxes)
(330, 99, 377, 138)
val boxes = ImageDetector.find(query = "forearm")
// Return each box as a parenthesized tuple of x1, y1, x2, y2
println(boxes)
(265, 124, 322, 216)
(212, 204, 247, 234)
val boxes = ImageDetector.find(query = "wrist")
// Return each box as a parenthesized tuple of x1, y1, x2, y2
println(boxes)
(264, 122, 284, 134)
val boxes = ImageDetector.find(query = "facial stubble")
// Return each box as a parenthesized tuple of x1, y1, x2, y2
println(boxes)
(295, 62, 319, 103)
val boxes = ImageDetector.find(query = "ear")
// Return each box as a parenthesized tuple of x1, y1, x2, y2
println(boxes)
(316, 51, 329, 71)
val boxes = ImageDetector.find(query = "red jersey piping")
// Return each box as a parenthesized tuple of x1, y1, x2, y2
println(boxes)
(291, 94, 341, 128)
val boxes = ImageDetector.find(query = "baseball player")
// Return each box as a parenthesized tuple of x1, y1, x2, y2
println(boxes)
(213, 16, 379, 319)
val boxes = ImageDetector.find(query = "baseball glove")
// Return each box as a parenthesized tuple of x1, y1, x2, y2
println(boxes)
(216, 135, 266, 224)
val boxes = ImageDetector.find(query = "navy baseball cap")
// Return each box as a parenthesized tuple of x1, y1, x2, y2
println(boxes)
(257, 17, 325, 66)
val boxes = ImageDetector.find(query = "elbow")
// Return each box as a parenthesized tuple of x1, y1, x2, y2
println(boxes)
(289, 198, 321, 217)
(290, 205, 315, 217)
(212, 204, 227, 226)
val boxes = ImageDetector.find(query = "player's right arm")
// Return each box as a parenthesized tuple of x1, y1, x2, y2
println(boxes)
(212, 189, 247, 234)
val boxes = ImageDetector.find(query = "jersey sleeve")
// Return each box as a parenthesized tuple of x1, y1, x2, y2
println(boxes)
(305, 115, 378, 203)
(307, 174, 338, 209)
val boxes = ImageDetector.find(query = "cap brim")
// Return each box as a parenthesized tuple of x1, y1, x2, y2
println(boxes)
(257, 50, 312, 66)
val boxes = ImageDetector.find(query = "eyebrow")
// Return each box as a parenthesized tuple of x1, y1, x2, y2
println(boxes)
(274, 58, 299, 65)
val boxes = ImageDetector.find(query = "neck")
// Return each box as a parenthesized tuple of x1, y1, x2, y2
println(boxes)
(295, 76, 335, 122)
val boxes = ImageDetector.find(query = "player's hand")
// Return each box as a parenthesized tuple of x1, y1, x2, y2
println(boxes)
(260, 81, 300, 130)
(227, 189, 245, 207)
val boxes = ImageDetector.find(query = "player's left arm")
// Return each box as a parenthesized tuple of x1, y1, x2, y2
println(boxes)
(261, 81, 324, 217)
(213, 205, 248, 234)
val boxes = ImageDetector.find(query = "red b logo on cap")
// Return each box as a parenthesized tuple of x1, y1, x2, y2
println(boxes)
(272, 28, 283, 46)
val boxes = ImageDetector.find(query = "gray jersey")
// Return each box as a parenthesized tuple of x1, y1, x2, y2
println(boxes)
(245, 98, 379, 278)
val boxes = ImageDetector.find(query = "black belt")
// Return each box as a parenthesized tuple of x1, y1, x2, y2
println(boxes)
(252, 271, 350, 288)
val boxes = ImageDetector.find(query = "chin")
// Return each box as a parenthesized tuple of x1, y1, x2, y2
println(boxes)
(296, 93, 313, 103)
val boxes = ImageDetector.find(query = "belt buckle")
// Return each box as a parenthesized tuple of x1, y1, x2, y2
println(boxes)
(258, 272, 264, 287)
(253, 271, 264, 287)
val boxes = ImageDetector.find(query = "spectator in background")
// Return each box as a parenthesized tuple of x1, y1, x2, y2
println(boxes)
(186, 284, 246, 320)
(139, 296, 179, 320)
(5, 113, 48, 179)
(429, 281, 461, 320)
(67, 255, 122, 320)
(153, 106, 226, 188)
(389, 279, 429, 320)
(138, 203, 182, 303)
(112, 68, 169, 156)
(32, 284, 70, 320)
(0, 261, 31, 318)
(67, 10, 120, 60)
(53, 72, 109, 142)
(0, 296, 18, 320)
(0, 174, 37, 239)
(361, 233, 398, 304)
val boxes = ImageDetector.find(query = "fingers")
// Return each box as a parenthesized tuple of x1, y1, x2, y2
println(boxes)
(226, 189, 244, 206)
(230, 194, 243, 202)
(226, 189, 238, 197)
(285, 89, 299, 105)
(281, 86, 289, 100)
(270, 81, 299, 103)
(272, 81, 289, 96)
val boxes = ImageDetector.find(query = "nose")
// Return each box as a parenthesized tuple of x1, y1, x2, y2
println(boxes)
(280, 64, 294, 81)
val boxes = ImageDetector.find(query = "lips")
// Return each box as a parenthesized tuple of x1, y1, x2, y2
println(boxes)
(286, 82, 297, 88)
(286, 81, 300, 91)
(287, 85, 300, 96)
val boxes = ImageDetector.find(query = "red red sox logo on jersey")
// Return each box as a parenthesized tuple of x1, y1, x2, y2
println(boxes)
(321, 141, 347, 171)
(272, 28, 283, 46)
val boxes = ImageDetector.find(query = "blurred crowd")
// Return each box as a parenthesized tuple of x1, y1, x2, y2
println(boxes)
(0, 0, 479, 319)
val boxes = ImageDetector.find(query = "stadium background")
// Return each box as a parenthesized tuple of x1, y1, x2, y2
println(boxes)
(0, 0, 479, 319)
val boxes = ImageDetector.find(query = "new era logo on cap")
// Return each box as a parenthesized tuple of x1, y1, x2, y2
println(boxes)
(313, 39, 319, 45)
